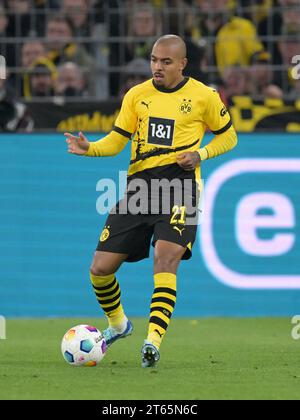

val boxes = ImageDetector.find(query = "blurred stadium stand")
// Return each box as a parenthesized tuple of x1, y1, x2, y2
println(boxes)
(0, 0, 299, 131)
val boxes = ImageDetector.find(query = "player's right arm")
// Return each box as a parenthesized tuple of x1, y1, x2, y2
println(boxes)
(65, 89, 137, 157)
(65, 130, 129, 156)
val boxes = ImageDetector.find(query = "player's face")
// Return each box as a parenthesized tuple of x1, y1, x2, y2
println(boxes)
(150, 44, 187, 89)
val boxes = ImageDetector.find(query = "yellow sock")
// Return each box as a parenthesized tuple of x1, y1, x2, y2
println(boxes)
(90, 272, 127, 331)
(147, 272, 177, 349)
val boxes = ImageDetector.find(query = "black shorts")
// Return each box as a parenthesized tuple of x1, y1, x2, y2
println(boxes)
(96, 195, 199, 262)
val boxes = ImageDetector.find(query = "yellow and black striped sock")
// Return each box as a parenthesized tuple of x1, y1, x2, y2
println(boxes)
(90, 272, 127, 331)
(147, 272, 177, 349)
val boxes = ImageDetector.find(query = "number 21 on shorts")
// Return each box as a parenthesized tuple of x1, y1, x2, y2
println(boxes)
(170, 205, 187, 225)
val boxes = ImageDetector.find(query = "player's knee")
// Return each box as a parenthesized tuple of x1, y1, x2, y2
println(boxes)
(154, 254, 181, 273)
(90, 260, 114, 277)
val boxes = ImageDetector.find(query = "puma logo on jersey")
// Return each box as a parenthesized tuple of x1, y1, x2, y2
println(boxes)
(173, 226, 185, 236)
(141, 101, 151, 109)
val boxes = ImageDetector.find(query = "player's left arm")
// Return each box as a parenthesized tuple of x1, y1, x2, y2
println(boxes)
(198, 90, 238, 161)
(197, 124, 237, 161)
(177, 91, 237, 171)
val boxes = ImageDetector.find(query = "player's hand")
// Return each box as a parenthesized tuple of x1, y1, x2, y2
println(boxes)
(176, 152, 200, 171)
(64, 131, 90, 155)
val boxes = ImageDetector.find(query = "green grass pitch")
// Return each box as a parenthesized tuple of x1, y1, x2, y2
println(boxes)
(0, 318, 299, 400)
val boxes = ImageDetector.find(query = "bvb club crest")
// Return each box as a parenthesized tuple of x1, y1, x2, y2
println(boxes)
(180, 99, 192, 114)
(100, 226, 110, 242)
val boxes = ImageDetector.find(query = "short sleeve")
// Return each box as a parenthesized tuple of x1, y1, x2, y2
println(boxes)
(113, 90, 138, 138)
(203, 90, 232, 135)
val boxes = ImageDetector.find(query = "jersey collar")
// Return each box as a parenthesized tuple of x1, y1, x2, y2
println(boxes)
(152, 77, 189, 93)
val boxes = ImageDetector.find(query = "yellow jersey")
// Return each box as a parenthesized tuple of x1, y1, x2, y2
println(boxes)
(114, 77, 232, 184)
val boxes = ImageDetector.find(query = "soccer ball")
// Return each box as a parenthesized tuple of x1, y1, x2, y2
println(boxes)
(61, 324, 106, 367)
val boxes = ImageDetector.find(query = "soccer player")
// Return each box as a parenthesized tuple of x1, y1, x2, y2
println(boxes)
(65, 35, 237, 368)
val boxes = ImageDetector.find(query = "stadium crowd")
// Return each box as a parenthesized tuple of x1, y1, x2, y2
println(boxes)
(0, 0, 299, 129)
